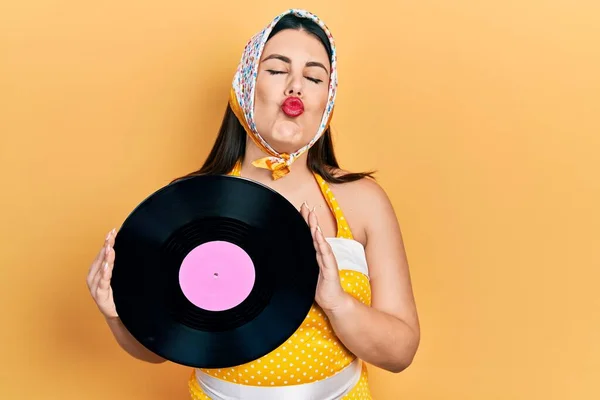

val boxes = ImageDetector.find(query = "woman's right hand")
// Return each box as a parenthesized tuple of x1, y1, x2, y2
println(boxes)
(87, 228, 118, 319)
(85, 228, 166, 364)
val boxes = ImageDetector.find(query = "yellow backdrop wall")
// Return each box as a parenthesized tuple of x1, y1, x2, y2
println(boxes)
(1, 1, 598, 399)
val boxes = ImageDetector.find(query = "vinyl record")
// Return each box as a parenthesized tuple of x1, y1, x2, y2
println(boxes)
(111, 174, 319, 369)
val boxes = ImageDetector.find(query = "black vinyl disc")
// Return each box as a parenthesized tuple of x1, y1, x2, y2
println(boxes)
(111, 174, 319, 369)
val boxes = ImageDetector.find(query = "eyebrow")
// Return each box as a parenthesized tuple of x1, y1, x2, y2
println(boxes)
(262, 53, 329, 75)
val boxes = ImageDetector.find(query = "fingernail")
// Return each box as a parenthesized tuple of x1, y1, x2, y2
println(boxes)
(302, 201, 308, 209)
(312, 206, 316, 213)
(106, 231, 111, 241)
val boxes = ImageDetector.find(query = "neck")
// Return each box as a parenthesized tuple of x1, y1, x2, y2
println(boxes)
(241, 140, 313, 185)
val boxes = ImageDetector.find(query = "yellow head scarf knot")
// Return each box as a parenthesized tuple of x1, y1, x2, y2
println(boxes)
(251, 154, 292, 180)
(228, 9, 338, 180)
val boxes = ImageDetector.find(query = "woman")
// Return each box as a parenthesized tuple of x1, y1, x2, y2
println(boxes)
(87, 9, 420, 399)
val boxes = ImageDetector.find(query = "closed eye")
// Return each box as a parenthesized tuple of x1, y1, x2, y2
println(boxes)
(306, 77, 323, 84)
(267, 70, 322, 84)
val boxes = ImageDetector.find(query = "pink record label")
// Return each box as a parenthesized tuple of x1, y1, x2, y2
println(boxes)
(178, 241, 256, 311)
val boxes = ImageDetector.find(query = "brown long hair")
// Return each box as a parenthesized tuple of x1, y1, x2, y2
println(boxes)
(172, 14, 375, 184)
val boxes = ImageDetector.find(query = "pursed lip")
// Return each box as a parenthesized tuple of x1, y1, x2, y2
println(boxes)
(281, 97, 304, 117)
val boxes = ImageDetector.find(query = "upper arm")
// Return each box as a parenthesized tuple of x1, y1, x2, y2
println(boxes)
(356, 178, 420, 336)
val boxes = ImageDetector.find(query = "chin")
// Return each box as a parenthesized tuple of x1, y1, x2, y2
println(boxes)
(267, 138, 305, 154)
(262, 120, 310, 153)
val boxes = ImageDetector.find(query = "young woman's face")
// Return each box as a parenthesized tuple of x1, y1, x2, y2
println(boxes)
(253, 29, 330, 154)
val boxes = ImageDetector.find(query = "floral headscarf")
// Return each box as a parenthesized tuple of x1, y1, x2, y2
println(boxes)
(228, 9, 338, 180)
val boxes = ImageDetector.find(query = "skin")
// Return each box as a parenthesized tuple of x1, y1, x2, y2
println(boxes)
(253, 28, 330, 154)
(87, 28, 420, 374)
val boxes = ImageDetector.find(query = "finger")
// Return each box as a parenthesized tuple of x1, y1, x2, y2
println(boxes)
(314, 226, 332, 255)
(91, 240, 115, 294)
(314, 226, 338, 275)
(87, 244, 109, 289)
(99, 242, 115, 285)
(88, 230, 110, 274)
(90, 263, 105, 295)
(106, 228, 117, 247)
(308, 209, 322, 248)
(87, 229, 115, 286)
(97, 257, 113, 301)
(87, 255, 103, 289)
(308, 207, 319, 231)
(300, 202, 310, 224)
(90, 257, 108, 293)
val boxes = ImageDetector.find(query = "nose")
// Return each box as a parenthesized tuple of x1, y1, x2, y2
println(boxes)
(284, 74, 303, 97)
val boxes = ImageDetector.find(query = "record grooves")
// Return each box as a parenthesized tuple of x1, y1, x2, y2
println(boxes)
(111, 175, 319, 369)
(161, 216, 274, 332)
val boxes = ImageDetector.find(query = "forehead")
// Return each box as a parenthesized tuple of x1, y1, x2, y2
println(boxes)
(261, 29, 329, 64)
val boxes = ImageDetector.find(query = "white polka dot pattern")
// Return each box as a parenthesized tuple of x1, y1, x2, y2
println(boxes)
(195, 272, 371, 383)
(189, 362, 372, 399)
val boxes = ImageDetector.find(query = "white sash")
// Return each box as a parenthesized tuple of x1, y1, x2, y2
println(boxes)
(195, 358, 362, 400)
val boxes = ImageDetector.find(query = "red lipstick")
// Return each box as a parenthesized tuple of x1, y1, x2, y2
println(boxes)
(281, 97, 304, 117)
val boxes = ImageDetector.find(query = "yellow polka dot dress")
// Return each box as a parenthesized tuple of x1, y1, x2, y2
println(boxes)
(188, 164, 373, 399)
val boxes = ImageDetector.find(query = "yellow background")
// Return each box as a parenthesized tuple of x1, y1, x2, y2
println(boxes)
(1, 0, 598, 398)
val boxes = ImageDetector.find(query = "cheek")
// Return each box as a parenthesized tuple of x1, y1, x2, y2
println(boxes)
(254, 74, 277, 107)
(255, 78, 267, 102)
(318, 90, 328, 110)
(253, 77, 276, 127)
(309, 87, 329, 116)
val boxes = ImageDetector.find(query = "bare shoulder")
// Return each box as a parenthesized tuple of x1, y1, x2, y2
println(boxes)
(330, 170, 390, 203)
(327, 167, 393, 208)
(326, 168, 397, 245)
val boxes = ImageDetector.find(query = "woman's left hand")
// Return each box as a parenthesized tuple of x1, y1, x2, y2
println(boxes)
(300, 203, 349, 314)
